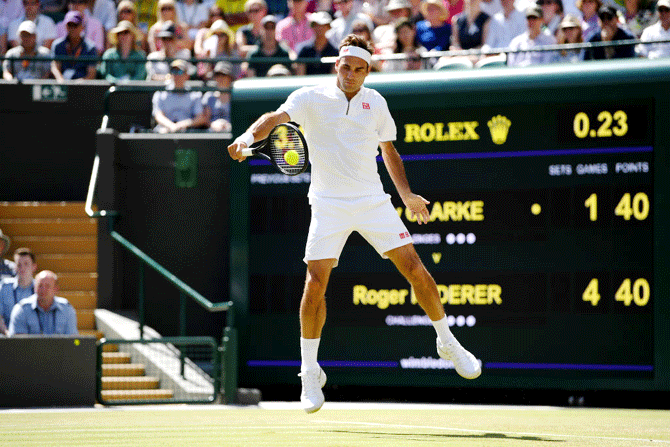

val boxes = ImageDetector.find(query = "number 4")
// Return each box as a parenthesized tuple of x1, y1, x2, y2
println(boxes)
(582, 278, 600, 306)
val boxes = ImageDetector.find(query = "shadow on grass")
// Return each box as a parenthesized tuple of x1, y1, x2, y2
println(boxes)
(326, 429, 562, 443)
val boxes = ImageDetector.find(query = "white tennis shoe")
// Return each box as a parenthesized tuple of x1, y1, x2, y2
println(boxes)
(436, 337, 482, 379)
(299, 367, 327, 413)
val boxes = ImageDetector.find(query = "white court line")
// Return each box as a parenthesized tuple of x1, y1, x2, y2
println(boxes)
(314, 419, 670, 445)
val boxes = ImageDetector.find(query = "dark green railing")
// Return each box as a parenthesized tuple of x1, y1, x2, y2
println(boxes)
(86, 118, 238, 403)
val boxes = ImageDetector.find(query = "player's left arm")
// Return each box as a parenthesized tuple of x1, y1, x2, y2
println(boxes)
(379, 141, 430, 225)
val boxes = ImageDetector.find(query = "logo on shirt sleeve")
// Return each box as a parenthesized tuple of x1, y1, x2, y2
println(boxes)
(362, 102, 370, 110)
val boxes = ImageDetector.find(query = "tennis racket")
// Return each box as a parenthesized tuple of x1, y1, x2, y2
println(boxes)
(241, 122, 309, 176)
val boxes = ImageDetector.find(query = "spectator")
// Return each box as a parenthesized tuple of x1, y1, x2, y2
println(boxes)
(481, 0, 526, 52)
(148, 0, 190, 53)
(276, 0, 313, 52)
(1, 26, 6, 56)
(537, 0, 564, 35)
(266, 62, 291, 75)
(215, 0, 250, 31)
(100, 20, 147, 82)
(236, 0, 268, 58)
(56, 0, 105, 54)
(7, 0, 57, 49)
(507, 4, 557, 66)
(445, 0, 464, 21)
(294, 11, 338, 75)
(327, 0, 375, 47)
(585, 5, 635, 59)
(381, 17, 427, 70)
(146, 20, 192, 81)
(0, 248, 36, 335)
(409, 0, 425, 22)
(451, 0, 490, 52)
(555, 13, 584, 62)
(416, 0, 451, 51)
(92, 0, 118, 33)
(194, 4, 224, 56)
(624, 0, 656, 38)
(135, 0, 160, 36)
(578, 0, 602, 41)
(1, 0, 24, 29)
(176, 0, 209, 41)
(638, 0, 670, 58)
(51, 11, 98, 80)
(116, 0, 149, 51)
(152, 59, 209, 133)
(198, 19, 241, 79)
(40, 0, 67, 15)
(202, 61, 234, 132)
(244, 15, 292, 77)
(7, 270, 78, 336)
(0, 230, 15, 280)
(373, 0, 413, 52)
(3, 20, 51, 80)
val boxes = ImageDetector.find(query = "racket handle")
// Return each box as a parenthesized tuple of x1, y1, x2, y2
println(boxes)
(240, 147, 255, 157)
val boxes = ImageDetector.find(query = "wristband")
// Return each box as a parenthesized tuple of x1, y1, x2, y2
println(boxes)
(235, 131, 254, 147)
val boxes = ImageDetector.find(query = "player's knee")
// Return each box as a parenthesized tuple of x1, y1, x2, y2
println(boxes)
(305, 269, 328, 294)
(402, 256, 430, 284)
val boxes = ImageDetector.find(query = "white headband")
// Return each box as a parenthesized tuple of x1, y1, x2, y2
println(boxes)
(339, 45, 372, 65)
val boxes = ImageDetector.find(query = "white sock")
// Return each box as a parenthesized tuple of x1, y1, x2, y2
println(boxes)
(300, 337, 320, 372)
(432, 316, 454, 346)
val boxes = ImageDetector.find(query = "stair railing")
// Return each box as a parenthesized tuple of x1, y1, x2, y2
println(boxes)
(86, 140, 237, 404)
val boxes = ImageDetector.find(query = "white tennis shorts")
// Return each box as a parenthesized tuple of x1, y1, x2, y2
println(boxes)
(304, 194, 413, 267)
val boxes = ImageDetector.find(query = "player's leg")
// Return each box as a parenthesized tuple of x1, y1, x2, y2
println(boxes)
(384, 243, 445, 321)
(298, 258, 335, 413)
(301, 258, 335, 339)
(385, 244, 482, 379)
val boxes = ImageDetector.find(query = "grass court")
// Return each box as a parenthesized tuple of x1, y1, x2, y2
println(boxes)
(3, 402, 669, 447)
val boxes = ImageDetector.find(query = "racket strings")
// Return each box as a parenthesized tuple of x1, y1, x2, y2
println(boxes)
(270, 130, 306, 175)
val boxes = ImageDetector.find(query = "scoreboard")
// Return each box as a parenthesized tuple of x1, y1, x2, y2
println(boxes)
(230, 60, 669, 393)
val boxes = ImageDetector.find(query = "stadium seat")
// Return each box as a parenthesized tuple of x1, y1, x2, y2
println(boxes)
(475, 54, 508, 69)
(433, 57, 474, 70)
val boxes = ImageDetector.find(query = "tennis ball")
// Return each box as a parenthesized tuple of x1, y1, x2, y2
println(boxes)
(284, 149, 299, 166)
(74, 339, 80, 346)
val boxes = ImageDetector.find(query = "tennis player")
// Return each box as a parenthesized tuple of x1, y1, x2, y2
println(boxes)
(228, 34, 481, 414)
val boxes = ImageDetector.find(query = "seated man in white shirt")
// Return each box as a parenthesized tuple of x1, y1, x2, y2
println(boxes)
(8, 270, 78, 336)
(482, 0, 527, 52)
(638, 0, 670, 59)
(507, 4, 557, 66)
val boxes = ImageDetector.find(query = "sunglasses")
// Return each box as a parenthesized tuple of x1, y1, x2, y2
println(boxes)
(120, 8, 133, 13)
(170, 68, 186, 75)
(659, 7, 670, 12)
(247, 7, 263, 13)
(161, 6, 174, 11)
(66, 22, 82, 27)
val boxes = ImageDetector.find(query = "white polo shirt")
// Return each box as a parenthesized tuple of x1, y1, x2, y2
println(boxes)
(638, 22, 670, 59)
(278, 82, 397, 200)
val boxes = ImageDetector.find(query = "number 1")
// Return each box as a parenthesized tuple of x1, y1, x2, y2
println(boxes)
(585, 193, 597, 221)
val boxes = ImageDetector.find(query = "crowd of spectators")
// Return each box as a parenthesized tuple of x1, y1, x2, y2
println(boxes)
(2, 0, 670, 81)
(1, 0, 669, 131)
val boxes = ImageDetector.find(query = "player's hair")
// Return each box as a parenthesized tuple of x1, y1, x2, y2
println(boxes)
(14, 247, 36, 263)
(339, 34, 374, 56)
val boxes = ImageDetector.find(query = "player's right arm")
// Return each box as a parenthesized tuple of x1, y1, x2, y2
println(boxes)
(227, 111, 290, 162)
